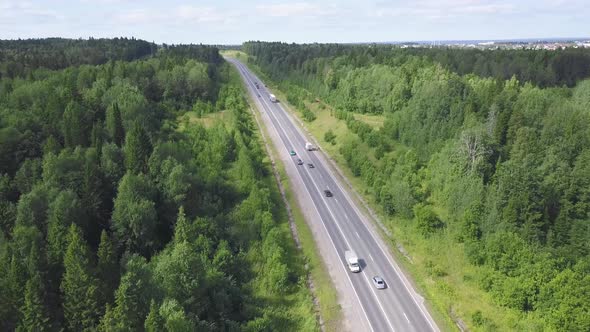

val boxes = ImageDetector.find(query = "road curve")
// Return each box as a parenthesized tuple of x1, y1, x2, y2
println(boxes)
(227, 57, 439, 332)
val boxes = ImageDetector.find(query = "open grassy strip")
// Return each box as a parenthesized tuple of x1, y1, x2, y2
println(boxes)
(226, 61, 343, 332)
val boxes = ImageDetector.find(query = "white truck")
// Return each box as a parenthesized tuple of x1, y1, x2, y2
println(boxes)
(345, 250, 361, 273)
(305, 142, 315, 151)
(269, 94, 277, 102)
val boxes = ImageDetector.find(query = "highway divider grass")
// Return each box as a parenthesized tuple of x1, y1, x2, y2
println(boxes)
(226, 56, 343, 331)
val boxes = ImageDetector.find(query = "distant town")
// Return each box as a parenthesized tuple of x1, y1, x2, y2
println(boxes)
(390, 38, 590, 50)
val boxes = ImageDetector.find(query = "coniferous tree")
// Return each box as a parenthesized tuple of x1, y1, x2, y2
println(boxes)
(91, 120, 104, 154)
(2, 255, 26, 330)
(124, 121, 152, 174)
(110, 255, 152, 331)
(61, 224, 100, 331)
(106, 103, 125, 146)
(97, 230, 117, 306)
(144, 300, 164, 332)
(97, 304, 116, 332)
(174, 206, 191, 244)
(46, 191, 83, 271)
(62, 101, 87, 148)
(17, 273, 50, 332)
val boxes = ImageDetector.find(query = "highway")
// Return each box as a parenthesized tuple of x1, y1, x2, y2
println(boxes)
(228, 58, 439, 332)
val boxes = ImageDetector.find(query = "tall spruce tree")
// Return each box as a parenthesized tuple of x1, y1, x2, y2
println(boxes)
(61, 224, 100, 331)
(106, 103, 125, 147)
(62, 101, 87, 148)
(17, 273, 50, 332)
(124, 121, 152, 174)
(97, 230, 117, 306)
(144, 300, 164, 332)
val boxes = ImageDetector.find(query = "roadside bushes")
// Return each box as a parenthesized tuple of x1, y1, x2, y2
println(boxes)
(324, 130, 336, 145)
(414, 203, 444, 236)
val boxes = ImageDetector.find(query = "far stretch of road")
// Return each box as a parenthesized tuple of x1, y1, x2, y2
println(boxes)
(227, 57, 439, 332)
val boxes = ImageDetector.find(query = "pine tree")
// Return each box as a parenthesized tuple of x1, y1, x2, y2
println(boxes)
(107, 103, 125, 146)
(144, 300, 164, 332)
(91, 120, 104, 154)
(62, 101, 87, 148)
(61, 224, 100, 331)
(46, 191, 82, 271)
(97, 304, 116, 332)
(174, 206, 191, 244)
(110, 255, 152, 331)
(97, 230, 117, 306)
(17, 273, 50, 332)
(3, 255, 26, 330)
(124, 121, 152, 174)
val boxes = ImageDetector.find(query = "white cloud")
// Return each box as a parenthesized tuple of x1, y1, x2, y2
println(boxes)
(0, 0, 63, 24)
(370, 0, 515, 19)
(256, 2, 326, 17)
(113, 4, 241, 26)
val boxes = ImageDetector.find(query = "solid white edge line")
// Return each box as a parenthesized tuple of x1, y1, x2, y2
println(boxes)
(230, 59, 378, 332)
(248, 68, 395, 332)
(235, 58, 439, 332)
(261, 65, 439, 332)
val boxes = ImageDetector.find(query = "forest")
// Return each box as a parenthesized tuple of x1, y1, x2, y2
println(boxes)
(0, 39, 316, 331)
(244, 41, 590, 88)
(244, 42, 590, 331)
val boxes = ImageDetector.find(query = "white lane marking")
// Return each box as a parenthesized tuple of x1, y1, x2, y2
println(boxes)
(356, 231, 361, 239)
(231, 60, 377, 332)
(403, 312, 410, 324)
(270, 86, 439, 330)
(370, 254, 374, 262)
(237, 59, 437, 332)
(261, 101, 396, 332)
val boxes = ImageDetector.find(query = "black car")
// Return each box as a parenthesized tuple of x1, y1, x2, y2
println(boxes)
(297, 159, 304, 165)
(307, 163, 314, 168)
(324, 189, 333, 197)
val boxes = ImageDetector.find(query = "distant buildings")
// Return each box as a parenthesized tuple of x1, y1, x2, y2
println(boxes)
(393, 39, 590, 51)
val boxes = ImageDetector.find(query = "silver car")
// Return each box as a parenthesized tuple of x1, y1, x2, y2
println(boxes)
(372, 276, 386, 289)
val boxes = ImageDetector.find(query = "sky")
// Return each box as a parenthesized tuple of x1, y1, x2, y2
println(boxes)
(0, 0, 588, 44)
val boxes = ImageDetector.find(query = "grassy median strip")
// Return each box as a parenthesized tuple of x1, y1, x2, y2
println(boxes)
(224, 55, 343, 332)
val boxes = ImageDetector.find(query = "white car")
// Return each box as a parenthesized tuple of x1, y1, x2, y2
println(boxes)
(372, 276, 386, 289)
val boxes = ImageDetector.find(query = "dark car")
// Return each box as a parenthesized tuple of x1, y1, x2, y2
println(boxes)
(324, 189, 333, 197)
(308, 163, 314, 168)
(297, 159, 304, 165)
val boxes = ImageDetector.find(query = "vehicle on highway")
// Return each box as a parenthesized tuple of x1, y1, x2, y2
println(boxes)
(372, 276, 386, 289)
(308, 163, 314, 168)
(257, 94, 260, 97)
(305, 142, 315, 151)
(297, 158, 303, 165)
(289, 150, 296, 156)
(324, 189, 333, 197)
(345, 250, 361, 273)
(269, 94, 277, 102)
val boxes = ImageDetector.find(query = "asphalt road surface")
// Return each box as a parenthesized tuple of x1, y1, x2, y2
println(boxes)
(227, 57, 439, 332)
